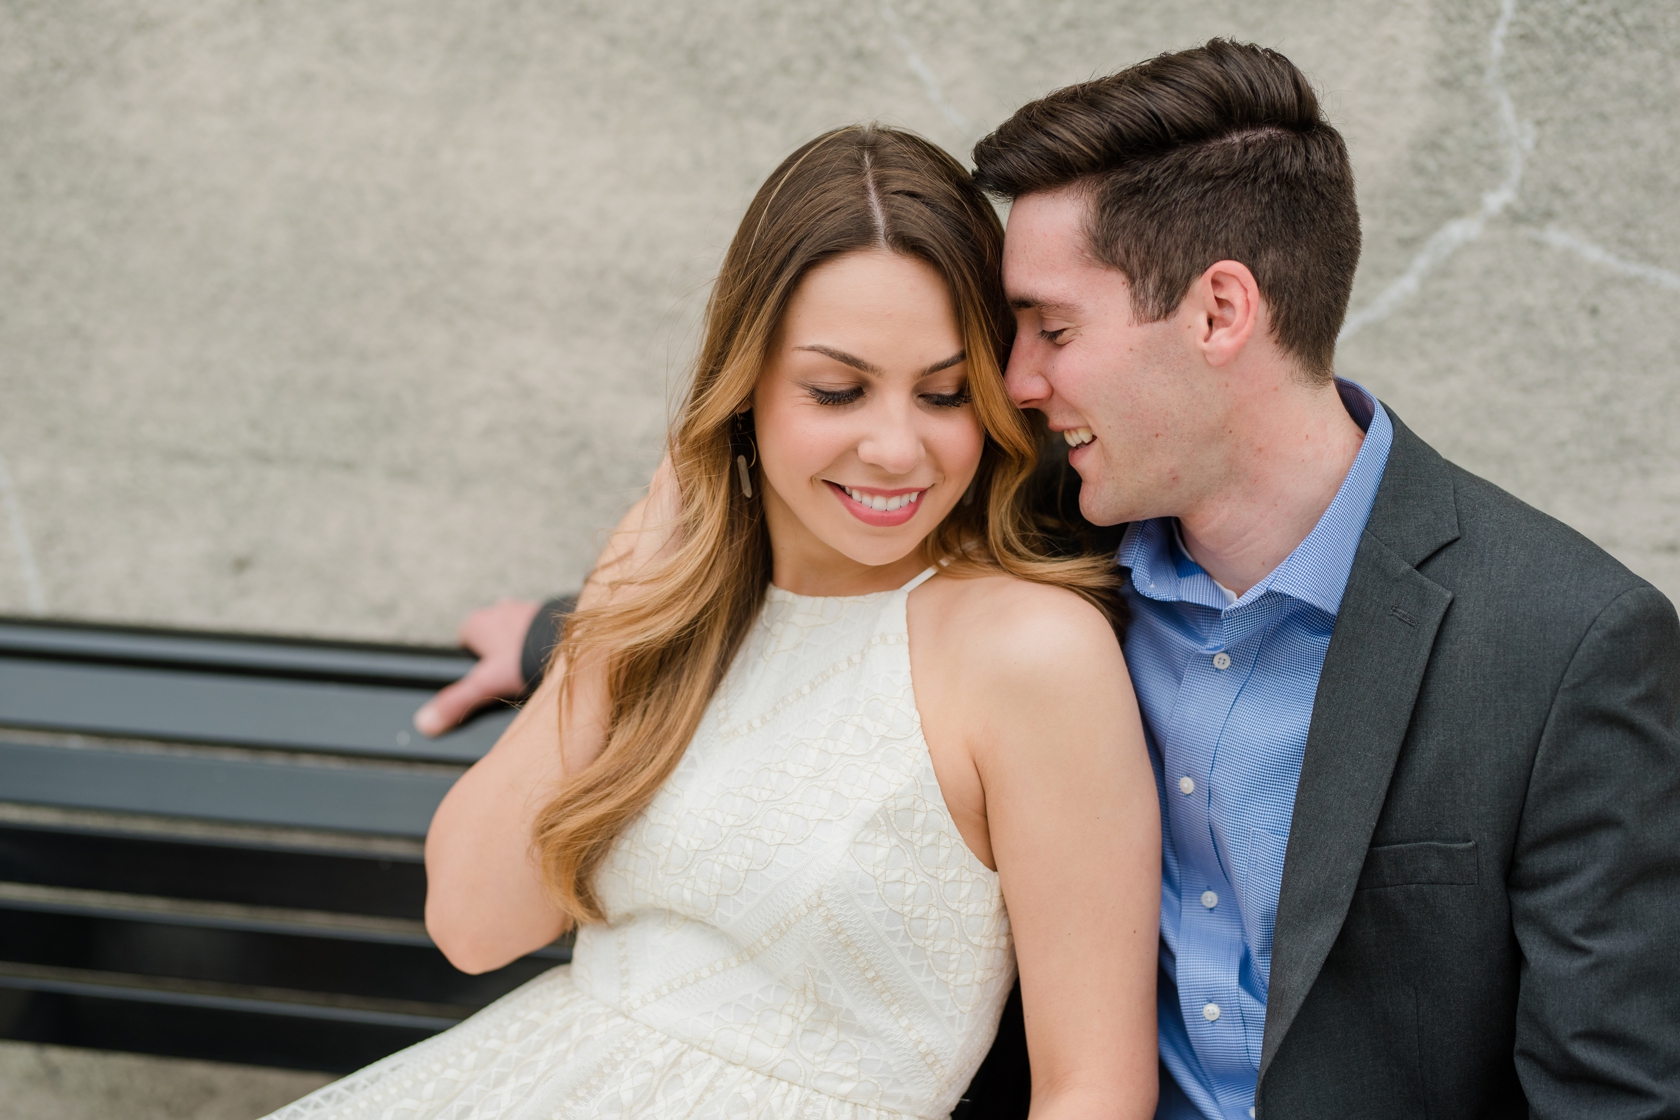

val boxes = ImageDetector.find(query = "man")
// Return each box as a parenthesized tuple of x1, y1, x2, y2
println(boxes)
(419, 41, 1680, 1119)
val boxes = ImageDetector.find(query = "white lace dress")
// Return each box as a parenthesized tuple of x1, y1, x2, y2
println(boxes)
(265, 569, 1016, 1120)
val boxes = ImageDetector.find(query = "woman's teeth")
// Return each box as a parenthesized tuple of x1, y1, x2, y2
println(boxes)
(1063, 427, 1095, 447)
(842, 486, 922, 512)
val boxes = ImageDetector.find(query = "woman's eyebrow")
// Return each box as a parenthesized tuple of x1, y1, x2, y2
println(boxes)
(796, 345, 881, 375)
(795, 345, 965, 377)
(919, 351, 966, 375)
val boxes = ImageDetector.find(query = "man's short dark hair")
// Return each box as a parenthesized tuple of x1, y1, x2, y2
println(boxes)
(972, 40, 1360, 380)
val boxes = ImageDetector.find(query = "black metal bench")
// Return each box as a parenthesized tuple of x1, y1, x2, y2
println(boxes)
(0, 616, 565, 1073)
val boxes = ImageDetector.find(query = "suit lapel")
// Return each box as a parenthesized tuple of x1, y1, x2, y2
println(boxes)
(1258, 410, 1460, 1078)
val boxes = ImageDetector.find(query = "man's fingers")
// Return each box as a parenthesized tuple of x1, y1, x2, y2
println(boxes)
(456, 599, 542, 653)
(421, 600, 544, 738)
(415, 668, 499, 738)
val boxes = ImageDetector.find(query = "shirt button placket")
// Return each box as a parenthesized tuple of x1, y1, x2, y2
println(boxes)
(1192, 633, 1249, 1098)
(1160, 615, 1253, 1097)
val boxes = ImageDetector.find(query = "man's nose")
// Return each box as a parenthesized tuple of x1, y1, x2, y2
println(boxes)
(1004, 336, 1051, 409)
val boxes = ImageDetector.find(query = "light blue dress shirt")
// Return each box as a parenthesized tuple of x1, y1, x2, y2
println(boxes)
(1118, 381, 1393, 1120)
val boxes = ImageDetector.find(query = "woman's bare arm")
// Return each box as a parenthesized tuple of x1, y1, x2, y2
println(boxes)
(424, 460, 680, 973)
(914, 577, 1161, 1119)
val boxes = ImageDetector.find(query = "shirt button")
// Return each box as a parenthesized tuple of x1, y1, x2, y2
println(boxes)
(1178, 776, 1195, 795)
(1248, 1110, 1256, 1119)
(1201, 890, 1218, 909)
(1203, 1002, 1221, 1022)
(1212, 651, 1232, 670)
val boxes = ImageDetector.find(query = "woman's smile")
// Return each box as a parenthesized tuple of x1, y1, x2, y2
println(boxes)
(825, 480, 928, 526)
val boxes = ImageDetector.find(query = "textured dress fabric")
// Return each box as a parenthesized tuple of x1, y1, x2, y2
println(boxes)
(265, 569, 1016, 1120)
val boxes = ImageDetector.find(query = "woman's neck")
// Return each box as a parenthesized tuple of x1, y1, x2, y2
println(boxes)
(769, 542, 928, 598)
(764, 501, 929, 597)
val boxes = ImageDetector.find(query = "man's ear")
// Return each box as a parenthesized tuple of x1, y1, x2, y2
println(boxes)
(1189, 260, 1260, 367)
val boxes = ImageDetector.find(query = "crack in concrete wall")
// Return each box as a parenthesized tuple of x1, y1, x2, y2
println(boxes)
(1341, 0, 1678, 341)
(0, 451, 47, 615)
(1341, 0, 1528, 341)
(1530, 226, 1680, 293)
(879, 0, 973, 137)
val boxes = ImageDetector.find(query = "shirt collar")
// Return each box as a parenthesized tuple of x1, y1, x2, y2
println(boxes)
(1117, 378, 1393, 619)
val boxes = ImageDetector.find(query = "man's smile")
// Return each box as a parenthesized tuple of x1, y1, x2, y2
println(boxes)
(1062, 427, 1095, 447)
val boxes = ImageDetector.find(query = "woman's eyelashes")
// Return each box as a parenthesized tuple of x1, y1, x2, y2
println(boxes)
(806, 384, 865, 407)
(803, 383, 969, 409)
(921, 386, 970, 409)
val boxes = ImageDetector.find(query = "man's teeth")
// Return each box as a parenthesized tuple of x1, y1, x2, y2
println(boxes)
(842, 486, 922, 512)
(1063, 427, 1095, 447)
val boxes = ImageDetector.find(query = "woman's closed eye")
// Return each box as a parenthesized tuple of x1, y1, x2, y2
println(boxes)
(806, 384, 864, 407)
(920, 386, 971, 409)
(802, 381, 968, 408)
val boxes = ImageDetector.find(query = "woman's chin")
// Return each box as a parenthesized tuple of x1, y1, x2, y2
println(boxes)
(788, 521, 931, 584)
(827, 535, 927, 572)
(766, 486, 961, 589)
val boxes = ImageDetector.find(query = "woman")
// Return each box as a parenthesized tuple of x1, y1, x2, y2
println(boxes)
(269, 126, 1159, 1120)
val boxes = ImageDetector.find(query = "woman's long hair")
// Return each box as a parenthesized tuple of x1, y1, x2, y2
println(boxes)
(534, 125, 1119, 923)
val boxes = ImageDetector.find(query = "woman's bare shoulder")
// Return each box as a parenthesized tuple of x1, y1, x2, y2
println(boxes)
(915, 572, 1124, 681)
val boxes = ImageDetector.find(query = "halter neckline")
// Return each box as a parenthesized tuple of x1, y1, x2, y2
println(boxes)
(765, 566, 937, 603)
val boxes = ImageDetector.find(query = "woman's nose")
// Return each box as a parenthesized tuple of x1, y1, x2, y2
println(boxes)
(857, 405, 923, 474)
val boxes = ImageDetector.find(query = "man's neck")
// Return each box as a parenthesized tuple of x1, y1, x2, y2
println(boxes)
(1176, 379, 1367, 596)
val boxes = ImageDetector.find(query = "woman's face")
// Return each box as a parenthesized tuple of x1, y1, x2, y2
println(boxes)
(752, 249, 984, 594)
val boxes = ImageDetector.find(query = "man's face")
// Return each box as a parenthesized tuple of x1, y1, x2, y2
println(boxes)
(1002, 189, 1210, 527)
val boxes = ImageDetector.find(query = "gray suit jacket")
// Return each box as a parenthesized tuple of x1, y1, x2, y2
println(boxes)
(1255, 407, 1680, 1117)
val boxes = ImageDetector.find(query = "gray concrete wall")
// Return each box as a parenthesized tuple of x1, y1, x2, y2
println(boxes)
(3, 0, 1680, 638)
(2, 0, 1676, 643)
(1, 1, 1676, 1110)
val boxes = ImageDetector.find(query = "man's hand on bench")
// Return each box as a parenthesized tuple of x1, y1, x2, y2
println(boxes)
(415, 455, 679, 738)
(414, 599, 543, 737)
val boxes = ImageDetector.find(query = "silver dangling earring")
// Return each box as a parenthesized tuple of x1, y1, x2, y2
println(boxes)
(736, 453, 753, 499)
(734, 414, 757, 499)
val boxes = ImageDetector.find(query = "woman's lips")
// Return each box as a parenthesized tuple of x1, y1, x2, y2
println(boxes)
(826, 481, 926, 527)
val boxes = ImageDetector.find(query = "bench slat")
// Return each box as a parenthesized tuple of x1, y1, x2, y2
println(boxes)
(0, 740, 454, 838)
(0, 657, 510, 763)
(0, 618, 481, 685)
(0, 616, 557, 1071)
